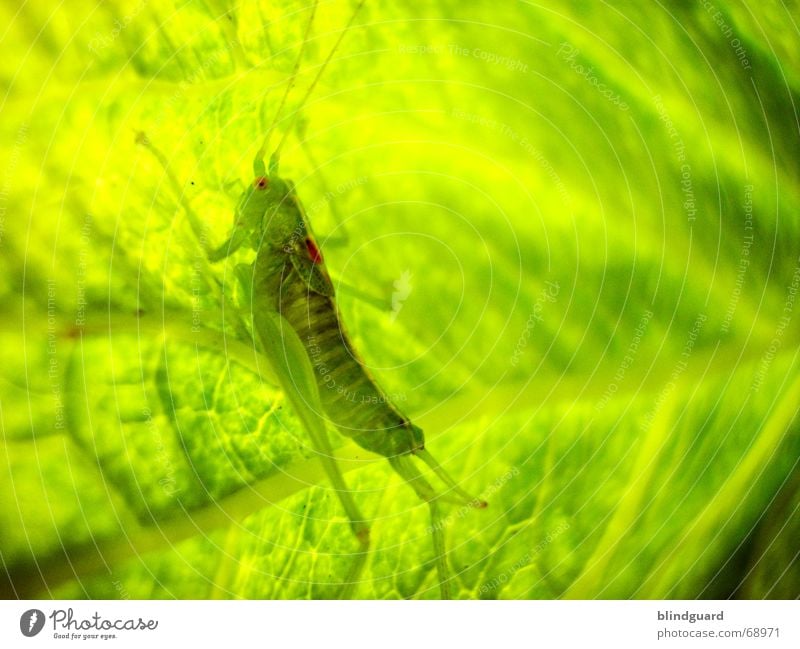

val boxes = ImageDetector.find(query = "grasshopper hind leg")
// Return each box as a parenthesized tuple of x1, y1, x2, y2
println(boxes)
(251, 307, 373, 599)
(389, 454, 486, 599)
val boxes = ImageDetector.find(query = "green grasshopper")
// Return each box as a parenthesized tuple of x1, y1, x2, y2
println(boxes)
(139, 0, 485, 599)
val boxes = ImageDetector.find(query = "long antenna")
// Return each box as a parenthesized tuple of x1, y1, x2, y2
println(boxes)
(254, 0, 319, 176)
(270, 0, 367, 174)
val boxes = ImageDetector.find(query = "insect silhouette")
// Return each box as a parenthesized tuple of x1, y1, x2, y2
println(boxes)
(138, 0, 486, 599)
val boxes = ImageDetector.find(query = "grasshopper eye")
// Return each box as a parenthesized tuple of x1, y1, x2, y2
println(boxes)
(254, 176, 269, 190)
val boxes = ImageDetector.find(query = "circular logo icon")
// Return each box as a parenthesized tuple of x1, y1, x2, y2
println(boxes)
(20, 609, 45, 637)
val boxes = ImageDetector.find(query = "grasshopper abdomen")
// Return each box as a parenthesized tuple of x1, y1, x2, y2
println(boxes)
(260, 248, 425, 458)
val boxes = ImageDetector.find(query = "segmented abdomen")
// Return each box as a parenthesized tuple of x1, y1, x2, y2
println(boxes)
(275, 263, 422, 457)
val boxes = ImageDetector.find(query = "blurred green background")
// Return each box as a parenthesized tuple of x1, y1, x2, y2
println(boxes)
(1, 0, 799, 599)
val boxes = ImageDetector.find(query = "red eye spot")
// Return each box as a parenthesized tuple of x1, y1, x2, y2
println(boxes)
(305, 237, 323, 264)
(254, 176, 269, 190)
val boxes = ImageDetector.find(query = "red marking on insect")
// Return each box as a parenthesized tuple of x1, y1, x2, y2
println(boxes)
(254, 176, 269, 190)
(305, 237, 323, 264)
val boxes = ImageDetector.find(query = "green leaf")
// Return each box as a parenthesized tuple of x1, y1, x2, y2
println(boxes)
(1, 0, 799, 599)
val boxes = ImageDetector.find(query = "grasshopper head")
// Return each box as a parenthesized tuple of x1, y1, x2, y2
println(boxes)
(234, 173, 304, 250)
